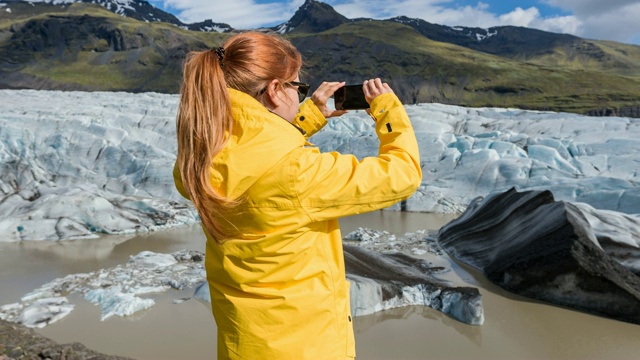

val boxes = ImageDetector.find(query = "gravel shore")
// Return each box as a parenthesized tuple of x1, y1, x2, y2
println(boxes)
(0, 320, 132, 360)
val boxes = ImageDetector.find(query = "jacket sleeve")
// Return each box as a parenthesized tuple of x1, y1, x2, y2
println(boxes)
(292, 93, 422, 221)
(172, 161, 191, 200)
(292, 99, 328, 139)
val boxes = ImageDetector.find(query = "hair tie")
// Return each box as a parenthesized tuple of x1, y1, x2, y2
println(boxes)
(213, 47, 225, 66)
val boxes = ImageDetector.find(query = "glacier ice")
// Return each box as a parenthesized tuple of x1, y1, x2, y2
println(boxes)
(0, 249, 205, 327)
(84, 286, 155, 321)
(2, 90, 640, 241)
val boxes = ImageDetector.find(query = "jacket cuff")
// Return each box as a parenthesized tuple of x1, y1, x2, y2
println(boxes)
(293, 99, 328, 138)
(370, 93, 412, 133)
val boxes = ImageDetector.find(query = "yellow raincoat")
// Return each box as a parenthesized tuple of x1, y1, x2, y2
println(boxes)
(174, 88, 421, 359)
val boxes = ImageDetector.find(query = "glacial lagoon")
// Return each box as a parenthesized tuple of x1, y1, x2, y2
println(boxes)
(1, 211, 639, 360)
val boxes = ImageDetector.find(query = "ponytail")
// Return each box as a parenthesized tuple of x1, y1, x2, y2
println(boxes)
(176, 49, 234, 242)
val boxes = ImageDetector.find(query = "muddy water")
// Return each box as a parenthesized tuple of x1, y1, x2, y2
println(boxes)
(1, 211, 639, 360)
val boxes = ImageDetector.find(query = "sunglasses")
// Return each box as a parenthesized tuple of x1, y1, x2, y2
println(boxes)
(286, 81, 310, 103)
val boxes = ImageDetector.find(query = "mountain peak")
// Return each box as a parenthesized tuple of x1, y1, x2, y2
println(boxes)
(14, 0, 184, 24)
(275, 0, 348, 34)
(184, 19, 232, 33)
(1, 0, 233, 32)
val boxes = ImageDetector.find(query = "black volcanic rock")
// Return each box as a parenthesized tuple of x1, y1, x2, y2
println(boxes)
(344, 245, 483, 325)
(587, 105, 640, 118)
(437, 187, 640, 324)
(7, 15, 148, 59)
(185, 19, 232, 33)
(274, 0, 348, 33)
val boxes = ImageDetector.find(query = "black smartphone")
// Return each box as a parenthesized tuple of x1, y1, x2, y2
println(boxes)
(334, 85, 369, 110)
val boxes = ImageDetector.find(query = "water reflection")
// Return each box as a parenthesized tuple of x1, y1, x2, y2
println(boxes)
(16, 235, 135, 261)
(354, 305, 483, 347)
(340, 210, 458, 235)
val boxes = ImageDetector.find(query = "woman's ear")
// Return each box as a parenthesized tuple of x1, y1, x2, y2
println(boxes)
(262, 79, 283, 109)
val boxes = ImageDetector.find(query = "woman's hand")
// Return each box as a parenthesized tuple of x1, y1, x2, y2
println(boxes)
(310, 81, 348, 118)
(363, 78, 394, 104)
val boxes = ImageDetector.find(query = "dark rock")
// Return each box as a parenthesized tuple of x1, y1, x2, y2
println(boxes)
(438, 187, 640, 324)
(274, 0, 348, 33)
(344, 245, 483, 325)
(185, 19, 232, 33)
(587, 105, 640, 118)
(0, 319, 133, 360)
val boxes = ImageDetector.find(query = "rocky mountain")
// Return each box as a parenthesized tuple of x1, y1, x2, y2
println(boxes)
(0, 1, 226, 92)
(391, 16, 581, 58)
(390, 16, 640, 79)
(273, 0, 348, 33)
(0, 0, 232, 32)
(0, 0, 639, 117)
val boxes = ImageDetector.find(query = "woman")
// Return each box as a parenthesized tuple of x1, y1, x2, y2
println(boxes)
(173, 31, 421, 359)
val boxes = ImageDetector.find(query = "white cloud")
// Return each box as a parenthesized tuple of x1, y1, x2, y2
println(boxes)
(498, 7, 540, 26)
(328, 0, 505, 27)
(539, 0, 640, 43)
(328, 0, 639, 44)
(162, 0, 304, 29)
(427, 4, 501, 26)
(491, 7, 581, 37)
(533, 16, 581, 38)
(330, 1, 581, 37)
(154, 0, 639, 44)
(541, 0, 639, 17)
(328, 0, 447, 19)
(575, 3, 640, 43)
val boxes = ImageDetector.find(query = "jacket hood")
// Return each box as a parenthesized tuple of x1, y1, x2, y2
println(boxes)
(210, 88, 307, 199)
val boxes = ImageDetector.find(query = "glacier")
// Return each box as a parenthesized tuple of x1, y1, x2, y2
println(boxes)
(0, 90, 198, 241)
(1, 89, 640, 328)
(1, 89, 639, 242)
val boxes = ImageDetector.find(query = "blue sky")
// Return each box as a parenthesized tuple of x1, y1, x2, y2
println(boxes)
(150, 0, 640, 45)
